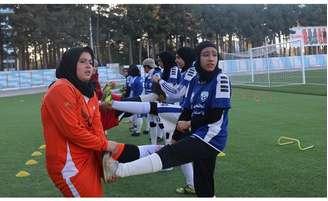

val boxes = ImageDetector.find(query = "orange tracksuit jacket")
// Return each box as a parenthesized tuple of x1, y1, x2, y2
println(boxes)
(41, 79, 109, 197)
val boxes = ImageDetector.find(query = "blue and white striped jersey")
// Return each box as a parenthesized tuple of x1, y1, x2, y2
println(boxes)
(123, 75, 132, 98)
(129, 76, 144, 97)
(144, 67, 162, 94)
(182, 72, 231, 151)
(159, 66, 197, 105)
(166, 66, 181, 86)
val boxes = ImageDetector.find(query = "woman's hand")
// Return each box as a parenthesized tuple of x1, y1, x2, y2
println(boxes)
(100, 101, 112, 110)
(176, 121, 191, 133)
(152, 75, 161, 83)
(107, 140, 119, 154)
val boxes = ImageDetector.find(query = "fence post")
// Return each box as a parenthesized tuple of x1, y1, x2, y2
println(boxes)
(249, 49, 254, 84)
(300, 41, 306, 84)
(266, 46, 271, 87)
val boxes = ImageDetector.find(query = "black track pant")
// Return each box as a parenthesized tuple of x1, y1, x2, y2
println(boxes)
(156, 136, 219, 197)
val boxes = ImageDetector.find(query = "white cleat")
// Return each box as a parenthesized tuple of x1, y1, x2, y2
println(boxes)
(102, 152, 119, 183)
(161, 167, 174, 172)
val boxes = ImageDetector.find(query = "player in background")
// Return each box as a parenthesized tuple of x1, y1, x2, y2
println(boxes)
(142, 58, 163, 143)
(127, 64, 144, 136)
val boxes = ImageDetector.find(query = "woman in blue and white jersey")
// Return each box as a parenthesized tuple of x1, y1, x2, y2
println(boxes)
(119, 51, 179, 103)
(154, 47, 196, 105)
(112, 48, 196, 136)
(103, 41, 231, 197)
(110, 49, 197, 193)
(127, 64, 144, 136)
(142, 58, 162, 96)
(111, 48, 197, 145)
(141, 58, 162, 137)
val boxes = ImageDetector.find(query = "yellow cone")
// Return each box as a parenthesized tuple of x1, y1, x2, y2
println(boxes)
(217, 152, 226, 157)
(16, 170, 30, 177)
(39, 144, 46, 150)
(25, 159, 38, 166)
(31, 151, 42, 157)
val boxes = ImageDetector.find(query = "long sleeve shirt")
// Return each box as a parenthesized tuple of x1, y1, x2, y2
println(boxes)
(159, 66, 197, 104)
(41, 79, 108, 197)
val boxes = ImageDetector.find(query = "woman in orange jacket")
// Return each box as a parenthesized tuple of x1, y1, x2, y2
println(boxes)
(41, 47, 165, 197)
(40, 47, 125, 197)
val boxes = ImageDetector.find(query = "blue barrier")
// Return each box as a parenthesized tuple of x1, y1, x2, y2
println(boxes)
(0, 66, 124, 90)
(1, 55, 326, 90)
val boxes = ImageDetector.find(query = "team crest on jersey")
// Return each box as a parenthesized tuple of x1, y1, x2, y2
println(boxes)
(200, 91, 209, 102)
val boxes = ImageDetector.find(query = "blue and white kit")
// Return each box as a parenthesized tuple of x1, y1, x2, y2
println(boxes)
(155, 66, 197, 136)
(182, 72, 231, 151)
(144, 67, 162, 95)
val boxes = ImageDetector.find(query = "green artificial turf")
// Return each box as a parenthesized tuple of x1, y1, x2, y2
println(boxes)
(0, 85, 326, 197)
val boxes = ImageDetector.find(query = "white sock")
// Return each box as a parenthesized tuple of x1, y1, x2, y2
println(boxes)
(112, 101, 150, 114)
(140, 93, 158, 102)
(135, 117, 143, 133)
(145, 116, 150, 132)
(128, 116, 133, 123)
(131, 114, 137, 131)
(116, 153, 163, 177)
(149, 124, 157, 145)
(138, 144, 164, 158)
(180, 163, 194, 188)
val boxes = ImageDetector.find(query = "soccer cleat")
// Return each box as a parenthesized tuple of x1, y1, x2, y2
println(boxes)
(131, 132, 140, 136)
(102, 152, 119, 183)
(161, 167, 173, 171)
(176, 185, 196, 194)
(143, 130, 149, 135)
(102, 84, 113, 105)
(118, 112, 126, 121)
(129, 126, 135, 132)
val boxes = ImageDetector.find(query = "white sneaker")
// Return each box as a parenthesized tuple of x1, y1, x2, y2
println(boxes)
(102, 152, 119, 183)
(161, 167, 174, 171)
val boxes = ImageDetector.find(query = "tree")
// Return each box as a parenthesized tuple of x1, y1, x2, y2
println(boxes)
(3, 4, 326, 70)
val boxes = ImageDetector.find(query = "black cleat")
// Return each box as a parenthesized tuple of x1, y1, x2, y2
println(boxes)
(131, 132, 140, 136)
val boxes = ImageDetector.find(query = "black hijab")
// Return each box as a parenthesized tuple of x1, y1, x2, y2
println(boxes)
(194, 41, 220, 83)
(56, 47, 95, 98)
(128, 64, 141, 77)
(176, 47, 196, 72)
(158, 51, 176, 81)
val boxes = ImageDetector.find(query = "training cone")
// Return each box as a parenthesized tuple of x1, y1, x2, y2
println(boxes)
(25, 159, 38, 166)
(31, 151, 42, 157)
(16, 170, 30, 177)
(39, 144, 46, 150)
(217, 152, 226, 157)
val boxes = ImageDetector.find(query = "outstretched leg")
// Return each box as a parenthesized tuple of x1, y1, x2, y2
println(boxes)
(103, 137, 219, 197)
(112, 101, 151, 114)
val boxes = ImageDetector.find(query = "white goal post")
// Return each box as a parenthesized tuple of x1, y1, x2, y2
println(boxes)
(219, 40, 306, 87)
